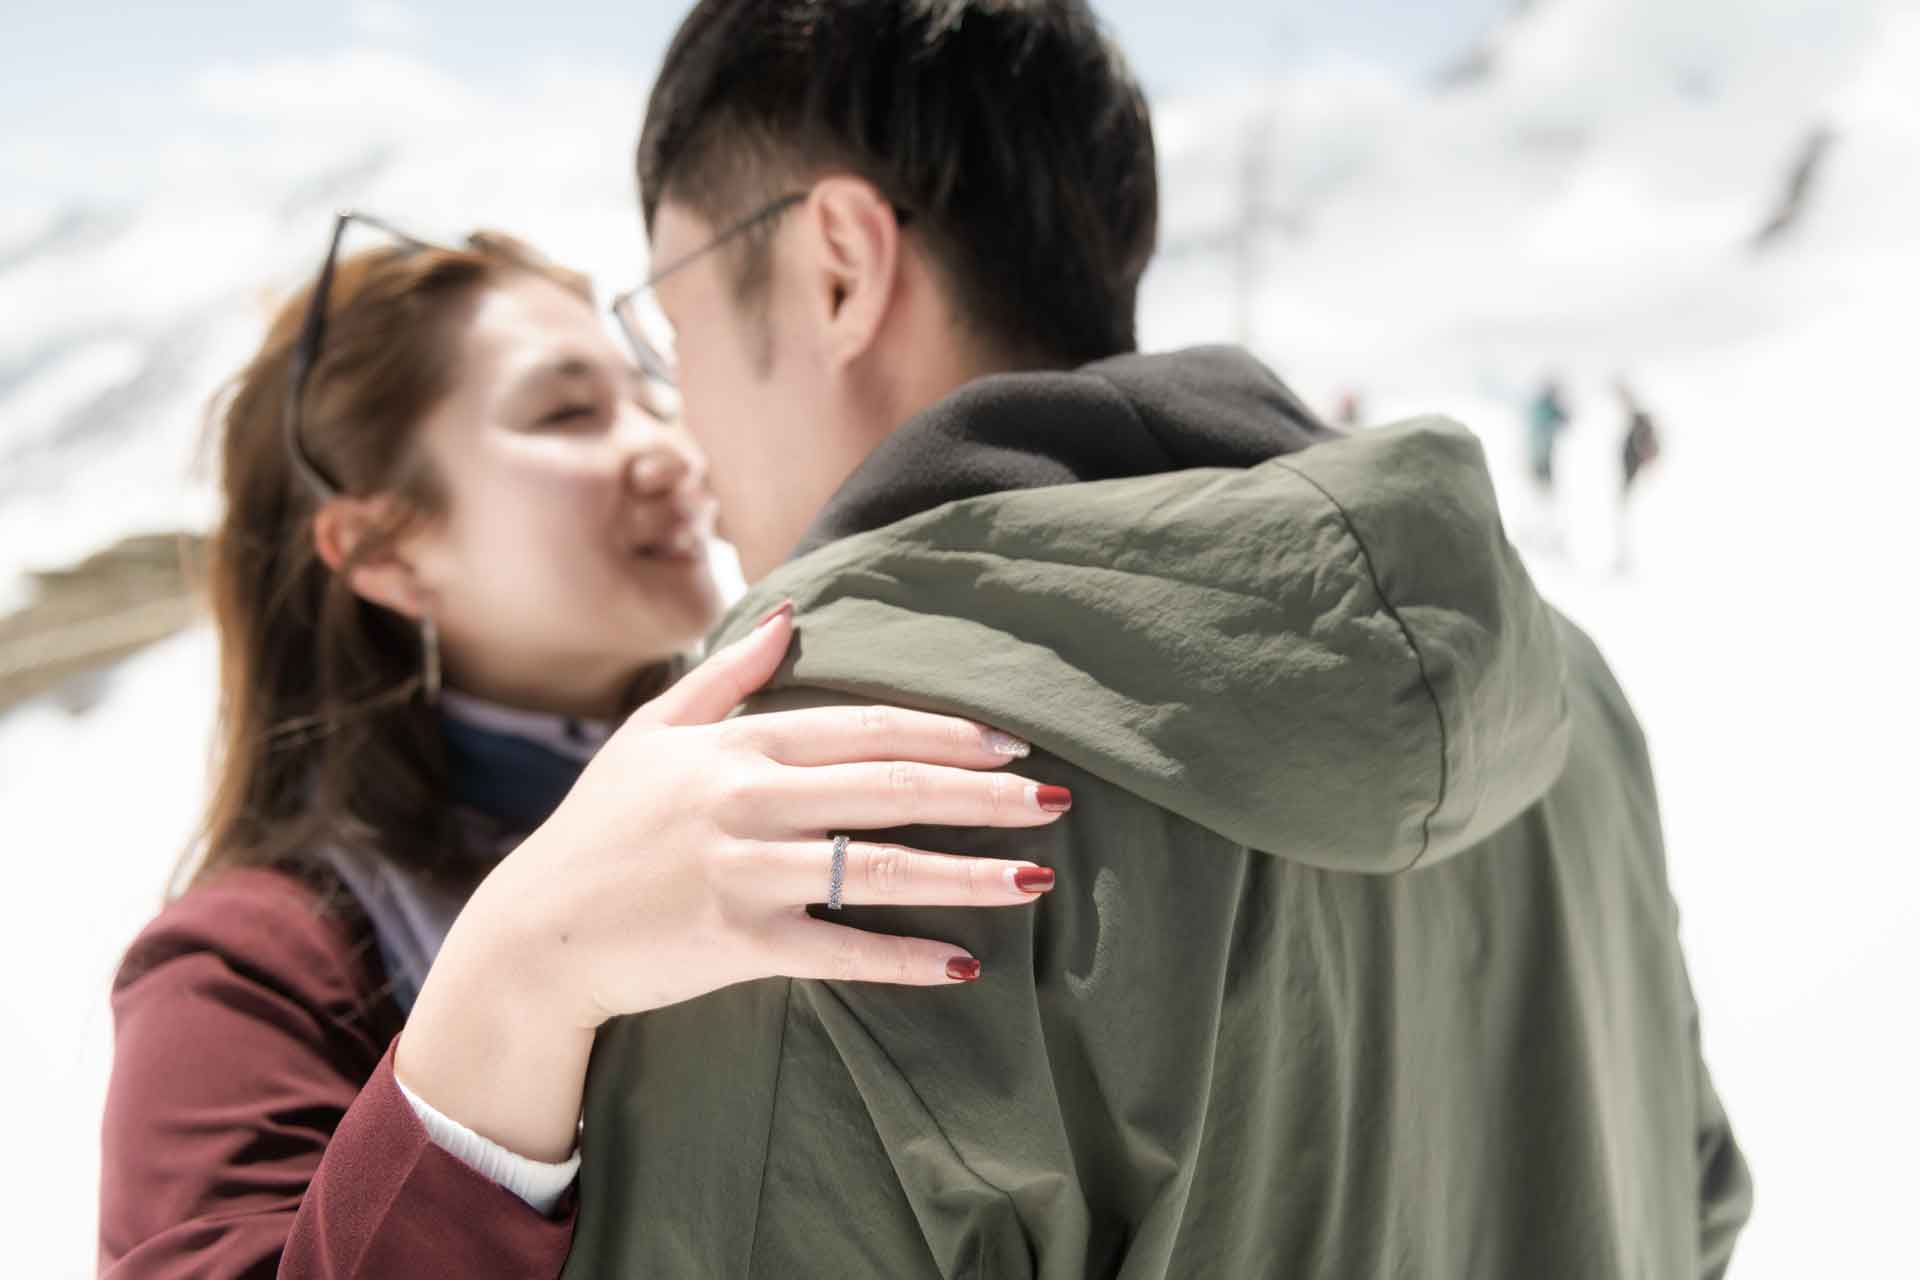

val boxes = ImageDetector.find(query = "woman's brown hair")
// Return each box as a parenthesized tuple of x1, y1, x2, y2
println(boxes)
(175, 231, 593, 897)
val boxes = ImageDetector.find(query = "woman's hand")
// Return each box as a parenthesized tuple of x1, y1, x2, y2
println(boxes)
(396, 603, 1063, 1162)
(486, 601, 1063, 1025)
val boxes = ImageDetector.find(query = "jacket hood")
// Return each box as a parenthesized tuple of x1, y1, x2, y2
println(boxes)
(720, 358, 1570, 873)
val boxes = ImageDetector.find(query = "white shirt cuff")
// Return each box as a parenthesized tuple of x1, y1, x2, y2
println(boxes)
(394, 1074, 581, 1217)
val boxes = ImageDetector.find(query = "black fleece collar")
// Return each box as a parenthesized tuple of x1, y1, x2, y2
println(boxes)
(794, 345, 1337, 558)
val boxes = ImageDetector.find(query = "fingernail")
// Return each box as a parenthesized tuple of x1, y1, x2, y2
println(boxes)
(754, 600, 795, 630)
(983, 729, 1031, 758)
(1035, 785, 1073, 813)
(946, 956, 982, 982)
(1013, 866, 1055, 893)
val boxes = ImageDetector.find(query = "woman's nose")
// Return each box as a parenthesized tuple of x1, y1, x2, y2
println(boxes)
(627, 440, 691, 498)
(620, 413, 705, 501)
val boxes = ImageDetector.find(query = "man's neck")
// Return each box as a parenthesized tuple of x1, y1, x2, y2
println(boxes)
(878, 329, 1035, 439)
(744, 328, 1038, 579)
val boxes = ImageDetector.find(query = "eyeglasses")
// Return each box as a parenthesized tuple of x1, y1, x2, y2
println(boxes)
(608, 192, 807, 393)
(284, 209, 441, 500)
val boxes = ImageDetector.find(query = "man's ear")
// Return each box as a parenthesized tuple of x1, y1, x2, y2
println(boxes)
(804, 177, 903, 370)
(312, 496, 425, 620)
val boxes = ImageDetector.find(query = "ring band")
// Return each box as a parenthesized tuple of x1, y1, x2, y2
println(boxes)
(827, 834, 849, 910)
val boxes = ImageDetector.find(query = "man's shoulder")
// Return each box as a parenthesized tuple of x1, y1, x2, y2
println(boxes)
(570, 708, 1213, 1280)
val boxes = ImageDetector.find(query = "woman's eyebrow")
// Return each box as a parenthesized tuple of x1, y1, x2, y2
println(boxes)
(507, 356, 599, 402)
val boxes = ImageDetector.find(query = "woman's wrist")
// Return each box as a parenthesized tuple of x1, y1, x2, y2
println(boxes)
(394, 870, 597, 1165)
(395, 1072, 582, 1214)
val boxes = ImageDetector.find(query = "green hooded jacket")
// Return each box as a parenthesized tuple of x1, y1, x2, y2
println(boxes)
(565, 349, 1749, 1278)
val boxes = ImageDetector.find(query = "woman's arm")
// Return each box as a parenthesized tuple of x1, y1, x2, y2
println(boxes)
(100, 870, 572, 1279)
(395, 605, 1066, 1168)
(282, 1045, 575, 1278)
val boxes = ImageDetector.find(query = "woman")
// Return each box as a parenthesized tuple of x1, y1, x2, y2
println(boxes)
(97, 221, 1066, 1277)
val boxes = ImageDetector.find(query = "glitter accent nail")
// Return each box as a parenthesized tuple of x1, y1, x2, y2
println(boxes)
(984, 730, 1031, 758)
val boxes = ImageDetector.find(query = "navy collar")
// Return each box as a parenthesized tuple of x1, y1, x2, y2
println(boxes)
(437, 690, 610, 834)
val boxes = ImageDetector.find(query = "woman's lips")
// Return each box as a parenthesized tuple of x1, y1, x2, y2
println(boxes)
(632, 526, 703, 561)
(627, 500, 716, 563)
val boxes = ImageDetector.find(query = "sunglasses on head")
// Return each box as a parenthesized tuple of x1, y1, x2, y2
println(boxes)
(282, 210, 441, 501)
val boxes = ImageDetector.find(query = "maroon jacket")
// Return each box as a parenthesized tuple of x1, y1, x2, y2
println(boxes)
(98, 868, 575, 1278)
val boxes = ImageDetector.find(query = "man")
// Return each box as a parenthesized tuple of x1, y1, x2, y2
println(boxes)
(568, 3, 1750, 1275)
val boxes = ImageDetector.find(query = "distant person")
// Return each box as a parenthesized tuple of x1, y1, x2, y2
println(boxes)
(1615, 378, 1664, 572)
(562, 3, 1751, 1277)
(1528, 375, 1573, 492)
(1619, 378, 1663, 498)
(1335, 388, 1364, 427)
(98, 223, 1064, 1275)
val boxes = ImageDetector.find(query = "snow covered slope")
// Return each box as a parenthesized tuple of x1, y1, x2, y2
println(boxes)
(4, 0, 1916, 1273)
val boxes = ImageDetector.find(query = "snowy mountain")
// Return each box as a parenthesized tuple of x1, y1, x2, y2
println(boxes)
(4, 0, 1917, 1274)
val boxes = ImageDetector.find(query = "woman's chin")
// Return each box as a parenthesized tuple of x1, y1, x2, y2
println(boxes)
(652, 568, 727, 642)
(599, 541, 723, 656)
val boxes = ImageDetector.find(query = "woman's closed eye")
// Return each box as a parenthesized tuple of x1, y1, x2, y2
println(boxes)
(538, 402, 598, 428)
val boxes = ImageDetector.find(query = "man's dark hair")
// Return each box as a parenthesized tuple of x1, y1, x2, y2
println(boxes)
(638, 0, 1159, 366)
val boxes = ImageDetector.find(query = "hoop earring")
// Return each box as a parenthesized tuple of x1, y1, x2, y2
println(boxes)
(420, 613, 442, 705)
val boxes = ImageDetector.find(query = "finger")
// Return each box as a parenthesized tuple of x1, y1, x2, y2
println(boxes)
(635, 601, 793, 728)
(762, 762, 1072, 833)
(771, 917, 983, 986)
(757, 840, 1054, 907)
(739, 704, 1031, 769)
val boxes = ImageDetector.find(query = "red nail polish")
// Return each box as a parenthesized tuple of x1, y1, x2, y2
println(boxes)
(946, 957, 982, 982)
(754, 599, 795, 630)
(1014, 866, 1055, 893)
(1036, 785, 1073, 813)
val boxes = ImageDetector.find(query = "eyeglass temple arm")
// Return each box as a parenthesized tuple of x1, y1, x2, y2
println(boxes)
(283, 213, 356, 499)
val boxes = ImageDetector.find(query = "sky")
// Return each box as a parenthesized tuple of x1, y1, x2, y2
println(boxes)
(0, 0, 1509, 209)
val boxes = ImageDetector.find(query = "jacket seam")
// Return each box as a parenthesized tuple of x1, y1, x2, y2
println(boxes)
(814, 979, 1025, 1278)
(1269, 461, 1450, 872)
(743, 977, 795, 1278)
(334, 1115, 431, 1277)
